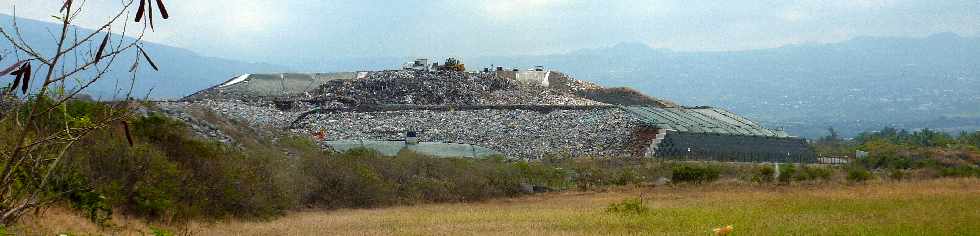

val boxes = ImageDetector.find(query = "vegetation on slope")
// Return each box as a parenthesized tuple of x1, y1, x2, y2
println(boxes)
(4, 99, 978, 233)
(4, 100, 565, 225)
(812, 127, 980, 179)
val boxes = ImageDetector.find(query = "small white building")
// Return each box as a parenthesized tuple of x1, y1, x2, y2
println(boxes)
(496, 70, 551, 87)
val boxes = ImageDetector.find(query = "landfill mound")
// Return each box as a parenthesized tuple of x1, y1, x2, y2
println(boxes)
(165, 69, 694, 159)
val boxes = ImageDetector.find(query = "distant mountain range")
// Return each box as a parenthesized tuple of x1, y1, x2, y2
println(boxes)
(3, 14, 977, 138)
(466, 34, 980, 138)
(0, 14, 287, 100)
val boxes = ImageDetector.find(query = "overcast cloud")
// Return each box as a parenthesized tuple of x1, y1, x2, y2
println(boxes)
(3, 0, 978, 65)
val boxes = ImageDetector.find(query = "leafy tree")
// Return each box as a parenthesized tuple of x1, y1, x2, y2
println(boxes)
(855, 127, 955, 147)
(812, 126, 854, 157)
(819, 127, 841, 144)
(958, 131, 980, 148)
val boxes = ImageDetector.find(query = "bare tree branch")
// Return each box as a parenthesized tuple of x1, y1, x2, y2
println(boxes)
(0, 0, 168, 224)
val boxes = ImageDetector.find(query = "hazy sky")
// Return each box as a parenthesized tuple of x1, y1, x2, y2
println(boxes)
(3, 0, 978, 64)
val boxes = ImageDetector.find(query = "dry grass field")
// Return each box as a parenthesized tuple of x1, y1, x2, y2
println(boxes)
(16, 178, 980, 235)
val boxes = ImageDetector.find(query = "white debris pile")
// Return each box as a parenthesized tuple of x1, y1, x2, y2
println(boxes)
(291, 108, 643, 159)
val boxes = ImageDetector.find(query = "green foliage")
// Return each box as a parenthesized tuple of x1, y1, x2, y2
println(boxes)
(855, 127, 957, 147)
(301, 148, 525, 208)
(150, 227, 174, 236)
(513, 162, 571, 190)
(49, 170, 113, 226)
(528, 158, 681, 190)
(34, 103, 970, 225)
(752, 165, 775, 183)
(851, 129, 978, 172)
(0, 98, 126, 226)
(847, 167, 873, 183)
(888, 169, 907, 180)
(958, 131, 980, 148)
(778, 164, 797, 183)
(41, 109, 544, 221)
(857, 139, 922, 169)
(940, 166, 980, 178)
(814, 127, 980, 175)
(572, 165, 610, 191)
(605, 198, 648, 215)
(812, 127, 853, 157)
(43, 101, 980, 226)
(754, 164, 832, 183)
(670, 164, 720, 184)
(612, 167, 643, 185)
(64, 112, 295, 221)
(796, 165, 833, 181)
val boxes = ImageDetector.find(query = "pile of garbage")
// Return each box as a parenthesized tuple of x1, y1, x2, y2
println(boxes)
(310, 70, 605, 107)
(166, 69, 651, 158)
(291, 108, 643, 159)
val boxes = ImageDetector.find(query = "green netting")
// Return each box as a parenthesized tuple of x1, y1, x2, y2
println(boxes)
(625, 106, 789, 137)
(221, 72, 358, 96)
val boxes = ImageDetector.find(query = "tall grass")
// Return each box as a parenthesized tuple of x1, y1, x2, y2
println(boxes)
(176, 179, 980, 235)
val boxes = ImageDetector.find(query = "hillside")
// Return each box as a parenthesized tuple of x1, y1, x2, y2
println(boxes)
(0, 14, 288, 99)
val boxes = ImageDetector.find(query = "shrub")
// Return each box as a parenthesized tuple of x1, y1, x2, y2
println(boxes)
(574, 165, 613, 191)
(671, 164, 720, 184)
(150, 227, 174, 236)
(513, 162, 572, 190)
(778, 164, 797, 183)
(940, 166, 980, 178)
(301, 149, 525, 209)
(64, 113, 296, 221)
(795, 166, 833, 181)
(753, 164, 833, 183)
(605, 198, 648, 215)
(302, 151, 397, 208)
(752, 165, 775, 183)
(888, 169, 907, 180)
(847, 167, 873, 183)
(48, 170, 113, 226)
(612, 168, 643, 186)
